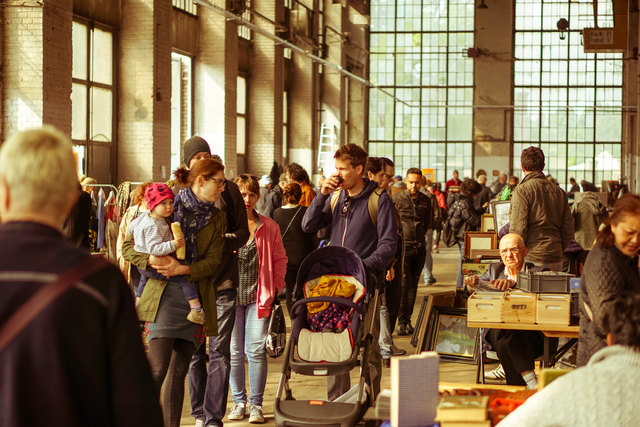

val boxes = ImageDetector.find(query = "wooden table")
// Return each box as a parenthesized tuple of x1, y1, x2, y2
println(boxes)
(467, 321, 579, 383)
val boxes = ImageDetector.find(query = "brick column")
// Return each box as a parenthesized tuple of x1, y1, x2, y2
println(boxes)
(2, 0, 72, 139)
(193, 0, 238, 177)
(118, 0, 172, 182)
(248, 0, 284, 175)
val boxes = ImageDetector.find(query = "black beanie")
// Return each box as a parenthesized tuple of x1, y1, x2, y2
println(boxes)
(183, 136, 211, 166)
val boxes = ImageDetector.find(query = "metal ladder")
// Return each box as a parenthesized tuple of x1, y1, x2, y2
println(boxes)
(317, 123, 336, 173)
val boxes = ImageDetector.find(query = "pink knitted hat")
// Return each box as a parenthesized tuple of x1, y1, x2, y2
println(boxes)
(145, 183, 174, 212)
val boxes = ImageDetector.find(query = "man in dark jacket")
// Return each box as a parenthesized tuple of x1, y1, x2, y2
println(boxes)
(475, 174, 493, 213)
(419, 175, 442, 285)
(465, 234, 552, 389)
(181, 137, 251, 427)
(0, 127, 163, 426)
(510, 147, 574, 271)
(394, 168, 434, 335)
(302, 144, 397, 402)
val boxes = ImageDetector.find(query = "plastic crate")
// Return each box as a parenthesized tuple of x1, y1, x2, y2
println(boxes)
(517, 271, 575, 293)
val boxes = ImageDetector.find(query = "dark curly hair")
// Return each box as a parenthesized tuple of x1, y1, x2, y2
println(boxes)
(366, 157, 382, 175)
(283, 182, 302, 205)
(286, 163, 311, 185)
(521, 146, 545, 172)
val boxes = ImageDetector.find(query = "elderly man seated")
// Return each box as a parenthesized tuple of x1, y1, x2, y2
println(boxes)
(465, 233, 556, 389)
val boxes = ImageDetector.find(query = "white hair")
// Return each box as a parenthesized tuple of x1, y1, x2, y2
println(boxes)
(0, 126, 78, 215)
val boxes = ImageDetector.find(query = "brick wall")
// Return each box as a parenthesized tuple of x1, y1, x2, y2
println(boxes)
(247, 0, 284, 175)
(43, 0, 73, 136)
(2, 1, 46, 139)
(118, 0, 156, 182)
(153, 0, 172, 180)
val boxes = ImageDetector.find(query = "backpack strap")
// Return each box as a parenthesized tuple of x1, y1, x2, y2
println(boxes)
(331, 187, 383, 227)
(368, 187, 384, 227)
(330, 189, 343, 214)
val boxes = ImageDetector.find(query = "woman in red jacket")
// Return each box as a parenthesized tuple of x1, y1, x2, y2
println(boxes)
(228, 174, 288, 423)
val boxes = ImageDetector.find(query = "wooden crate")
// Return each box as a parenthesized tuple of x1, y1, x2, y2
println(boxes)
(536, 294, 571, 326)
(502, 291, 537, 323)
(468, 292, 503, 323)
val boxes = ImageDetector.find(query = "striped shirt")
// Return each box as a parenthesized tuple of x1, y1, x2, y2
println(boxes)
(131, 212, 175, 256)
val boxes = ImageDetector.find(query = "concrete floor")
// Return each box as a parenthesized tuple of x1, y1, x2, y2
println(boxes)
(179, 246, 483, 426)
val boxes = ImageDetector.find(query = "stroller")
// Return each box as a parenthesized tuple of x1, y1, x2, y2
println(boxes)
(274, 246, 380, 427)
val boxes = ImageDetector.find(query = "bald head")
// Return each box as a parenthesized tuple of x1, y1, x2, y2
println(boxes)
(499, 234, 528, 269)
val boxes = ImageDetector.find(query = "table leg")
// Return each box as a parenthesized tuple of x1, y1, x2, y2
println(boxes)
(476, 328, 485, 384)
(543, 336, 551, 368)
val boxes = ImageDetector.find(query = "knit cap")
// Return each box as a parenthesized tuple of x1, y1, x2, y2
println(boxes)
(145, 183, 174, 213)
(183, 136, 211, 166)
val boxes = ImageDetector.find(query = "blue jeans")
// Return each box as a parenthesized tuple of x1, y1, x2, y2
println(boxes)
(188, 289, 236, 426)
(230, 303, 270, 407)
(456, 240, 465, 289)
(137, 267, 198, 301)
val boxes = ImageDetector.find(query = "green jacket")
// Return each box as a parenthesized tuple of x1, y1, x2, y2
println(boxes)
(122, 211, 227, 336)
(509, 171, 574, 264)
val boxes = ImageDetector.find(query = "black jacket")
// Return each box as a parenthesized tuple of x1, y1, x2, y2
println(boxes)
(212, 180, 250, 290)
(0, 222, 162, 427)
(392, 190, 432, 248)
(578, 243, 640, 366)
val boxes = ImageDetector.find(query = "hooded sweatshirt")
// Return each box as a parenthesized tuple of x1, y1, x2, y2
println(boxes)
(302, 178, 397, 274)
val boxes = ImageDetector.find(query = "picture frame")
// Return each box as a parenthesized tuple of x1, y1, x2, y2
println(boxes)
(413, 291, 457, 353)
(490, 200, 511, 234)
(425, 306, 479, 364)
(481, 214, 494, 232)
(464, 231, 497, 258)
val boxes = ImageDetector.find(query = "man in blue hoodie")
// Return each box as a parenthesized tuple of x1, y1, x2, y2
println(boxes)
(302, 143, 397, 402)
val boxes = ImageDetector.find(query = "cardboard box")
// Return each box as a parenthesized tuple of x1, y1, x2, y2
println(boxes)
(536, 294, 571, 326)
(468, 292, 503, 323)
(502, 291, 537, 323)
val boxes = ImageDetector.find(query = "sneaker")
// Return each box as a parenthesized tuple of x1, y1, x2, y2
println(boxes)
(187, 308, 206, 325)
(406, 323, 414, 334)
(433, 244, 439, 254)
(194, 419, 205, 427)
(248, 405, 265, 424)
(426, 277, 437, 285)
(391, 344, 406, 356)
(484, 364, 506, 381)
(228, 403, 246, 420)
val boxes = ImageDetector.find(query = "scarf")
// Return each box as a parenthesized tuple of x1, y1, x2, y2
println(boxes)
(173, 187, 215, 264)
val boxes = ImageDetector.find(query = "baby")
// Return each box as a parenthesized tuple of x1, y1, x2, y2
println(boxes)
(130, 183, 205, 324)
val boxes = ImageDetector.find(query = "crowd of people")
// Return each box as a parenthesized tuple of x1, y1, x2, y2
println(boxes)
(2, 125, 639, 426)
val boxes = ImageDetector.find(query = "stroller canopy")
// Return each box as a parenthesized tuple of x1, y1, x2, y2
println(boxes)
(295, 246, 367, 294)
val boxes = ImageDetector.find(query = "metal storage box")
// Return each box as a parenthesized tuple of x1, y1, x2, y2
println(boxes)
(517, 271, 575, 293)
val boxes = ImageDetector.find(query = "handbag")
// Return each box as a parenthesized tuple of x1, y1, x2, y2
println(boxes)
(265, 300, 287, 358)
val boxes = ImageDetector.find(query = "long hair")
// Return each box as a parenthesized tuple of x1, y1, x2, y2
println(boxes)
(596, 193, 640, 247)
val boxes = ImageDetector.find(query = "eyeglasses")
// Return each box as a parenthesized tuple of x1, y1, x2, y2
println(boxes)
(340, 196, 351, 217)
(500, 248, 521, 255)
(205, 176, 226, 186)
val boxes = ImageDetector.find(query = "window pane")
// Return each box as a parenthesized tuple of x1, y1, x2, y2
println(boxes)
(237, 77, 246, 114)
(91, 28, 113, 85)
(73, 22, 88, 80)
(73, 145, 86, 177)
(71, 83, 87, 140)
(237, 116, 246, 155)
(90, 87, 112, 142)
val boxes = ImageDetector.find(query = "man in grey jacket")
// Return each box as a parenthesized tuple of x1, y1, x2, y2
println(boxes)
(509, 146, 573, 270)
